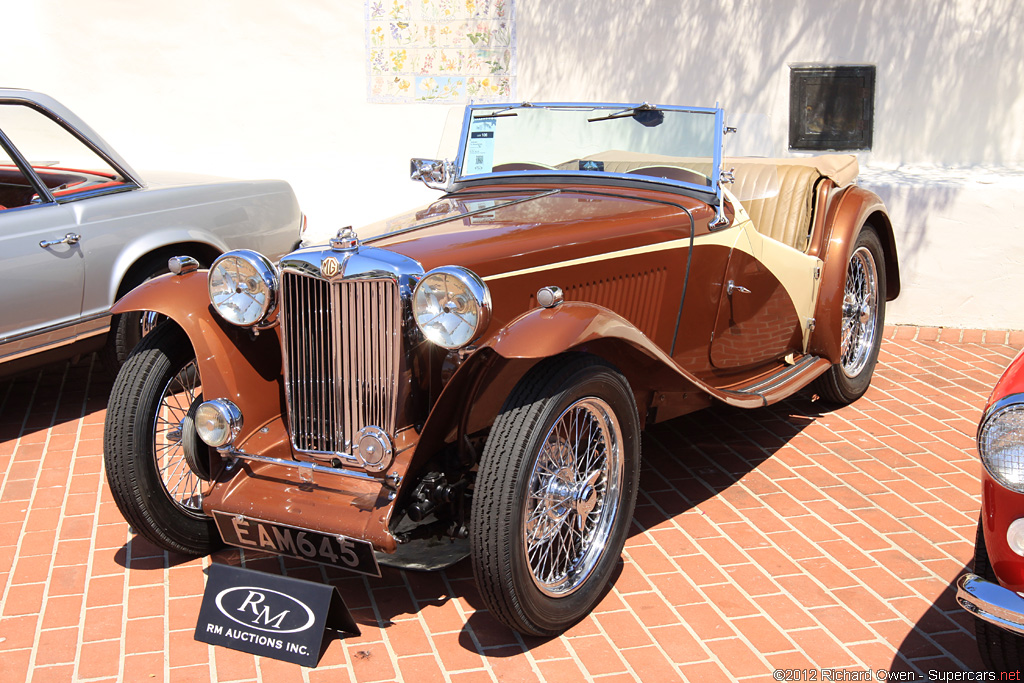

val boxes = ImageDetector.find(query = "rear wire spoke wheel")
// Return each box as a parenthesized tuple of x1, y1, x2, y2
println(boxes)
(814, 225, 886, 404)
(840, 246, 879, 377)
(471, 356, 640, 636)
(103, 320, 221, 555)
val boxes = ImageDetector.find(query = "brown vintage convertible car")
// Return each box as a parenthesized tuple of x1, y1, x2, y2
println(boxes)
(103, 102, 900, 636)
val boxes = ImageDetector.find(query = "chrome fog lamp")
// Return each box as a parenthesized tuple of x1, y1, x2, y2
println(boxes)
(208, 250, 278, 327)
(979, 394, 1024, 493)
(194, 399, 243, 448)
(412, 266, 491, 349)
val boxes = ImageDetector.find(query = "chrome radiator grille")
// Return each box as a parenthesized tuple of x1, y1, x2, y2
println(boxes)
(281, 271, 401, 455)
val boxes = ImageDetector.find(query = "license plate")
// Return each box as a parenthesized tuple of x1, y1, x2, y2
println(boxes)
(213, 512, 381, 578)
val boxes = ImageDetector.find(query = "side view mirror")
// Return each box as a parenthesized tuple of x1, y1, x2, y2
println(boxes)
(410, 158, 451, 190)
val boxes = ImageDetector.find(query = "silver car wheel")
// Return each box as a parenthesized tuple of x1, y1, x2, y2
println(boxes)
(140, 310, 163, 337)
(523, 397, 622, 597)
(151, 359, 205, 517)
(839, 245, 879, 378)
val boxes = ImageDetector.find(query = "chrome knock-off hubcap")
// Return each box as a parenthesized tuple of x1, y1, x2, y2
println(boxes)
(523, 397, 623, 597)
(839, 245, 879, 378)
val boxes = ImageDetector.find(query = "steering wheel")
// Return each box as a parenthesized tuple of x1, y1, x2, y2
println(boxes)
(492, 162, 555, 172)
(626, 165, 708, 185)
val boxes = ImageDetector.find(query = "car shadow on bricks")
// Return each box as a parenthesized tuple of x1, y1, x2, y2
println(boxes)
(624, 389, 988, 674)
(112, 535, 207, 570)
(888, 568, 984, 673)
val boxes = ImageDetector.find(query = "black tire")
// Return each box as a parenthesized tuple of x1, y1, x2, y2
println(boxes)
(103, 320, 221, 555)
(470, 355, 641, 636)
(814, 225, 886, 404)
(973, 520, 1024, 671)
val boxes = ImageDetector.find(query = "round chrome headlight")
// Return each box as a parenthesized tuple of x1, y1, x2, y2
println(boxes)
(979, 394, 1024, 492)
(412, 266, 491, 349)
(208, 250, 278, 327)
(194, 399, 243, 448)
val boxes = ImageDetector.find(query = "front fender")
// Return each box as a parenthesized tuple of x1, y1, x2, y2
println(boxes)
(112, 271, 285, 446)
(484, 302, 763, 409)
(486, 302, 668, 360)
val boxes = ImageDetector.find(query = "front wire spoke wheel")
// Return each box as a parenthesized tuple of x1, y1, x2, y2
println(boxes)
(153, 359, 205, 516)
(523, 398, 621, 596)
(472, 356, 640, 636)
(103, 321, 221, 556)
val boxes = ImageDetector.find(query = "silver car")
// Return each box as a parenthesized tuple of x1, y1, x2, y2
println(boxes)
(0, 88, 303, 376)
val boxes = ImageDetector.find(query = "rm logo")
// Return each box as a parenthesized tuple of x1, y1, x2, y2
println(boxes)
(215, 586, 315, 634)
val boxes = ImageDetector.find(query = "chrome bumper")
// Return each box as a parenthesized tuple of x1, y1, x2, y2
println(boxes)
(957, 572, 1024, 635)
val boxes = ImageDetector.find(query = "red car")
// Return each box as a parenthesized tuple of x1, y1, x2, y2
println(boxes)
(958, 347, 1024, 670)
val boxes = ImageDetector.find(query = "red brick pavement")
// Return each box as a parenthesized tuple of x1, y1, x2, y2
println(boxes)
(1, 325, 1022, 682)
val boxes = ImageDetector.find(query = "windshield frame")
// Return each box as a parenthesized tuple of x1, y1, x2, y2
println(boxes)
(451, 102, 724, 202)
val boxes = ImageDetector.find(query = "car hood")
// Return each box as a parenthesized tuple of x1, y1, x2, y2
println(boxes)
(362, 186, 706, 278)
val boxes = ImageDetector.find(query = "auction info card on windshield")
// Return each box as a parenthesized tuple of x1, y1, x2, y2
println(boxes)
(195, 564, 359, 667)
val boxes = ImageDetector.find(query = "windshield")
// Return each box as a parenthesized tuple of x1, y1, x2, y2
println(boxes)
(454, 103, 723, 194)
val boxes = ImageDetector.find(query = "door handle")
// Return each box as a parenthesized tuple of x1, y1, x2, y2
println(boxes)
(727, 280, 751, 296)
(39, 233, 81, 248)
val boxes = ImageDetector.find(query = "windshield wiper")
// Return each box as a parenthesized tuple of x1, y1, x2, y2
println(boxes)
(587, 102, 661, 124)
(473, 103, 533, 119)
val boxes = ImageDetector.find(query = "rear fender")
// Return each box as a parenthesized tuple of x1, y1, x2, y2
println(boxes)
(809, 186, 900, 363)
(111, 271, 285, 446)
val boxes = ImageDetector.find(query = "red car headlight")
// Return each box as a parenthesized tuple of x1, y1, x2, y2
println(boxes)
(979, 393, 1024, 493)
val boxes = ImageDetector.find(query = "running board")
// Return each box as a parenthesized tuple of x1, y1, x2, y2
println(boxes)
(718, 355, 832, 408)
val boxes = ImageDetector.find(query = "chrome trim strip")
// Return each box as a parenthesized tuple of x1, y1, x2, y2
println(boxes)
(0, 310, 111, 346)
(221, 447, 380, 483)
(0, 323, 108, 363)
(54, 184, 136, 204)
(956, 572, 1024, 636)
(742, 355, 820, 394)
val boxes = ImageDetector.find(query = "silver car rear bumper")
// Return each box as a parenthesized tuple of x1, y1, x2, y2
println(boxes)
(957, 572, 1024, 636)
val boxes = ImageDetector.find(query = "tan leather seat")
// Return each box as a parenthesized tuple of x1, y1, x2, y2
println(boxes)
(566, 151, 858, 252)
(732, 163, 818, 251)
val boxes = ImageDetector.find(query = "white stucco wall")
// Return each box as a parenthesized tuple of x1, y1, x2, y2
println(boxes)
(4, 0, 1023, 328)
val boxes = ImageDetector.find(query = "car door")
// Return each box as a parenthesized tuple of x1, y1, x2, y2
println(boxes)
(709, 217, 822, 371)
(0, 200, 85, 359)
(0, 99, 136, 361)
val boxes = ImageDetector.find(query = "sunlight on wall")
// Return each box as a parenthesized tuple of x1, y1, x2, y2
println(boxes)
(4, 0, 1022, 327)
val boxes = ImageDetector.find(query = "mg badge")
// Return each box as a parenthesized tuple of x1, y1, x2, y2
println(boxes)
(321, 256, 340, 278)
